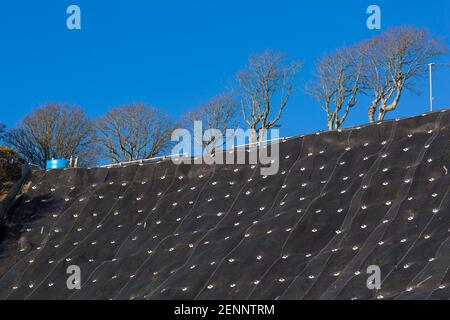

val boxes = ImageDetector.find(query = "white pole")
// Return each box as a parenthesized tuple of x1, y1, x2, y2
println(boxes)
(429, 63, 435, 112)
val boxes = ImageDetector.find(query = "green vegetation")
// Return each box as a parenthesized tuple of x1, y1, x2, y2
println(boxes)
(0, 145, 23, 201)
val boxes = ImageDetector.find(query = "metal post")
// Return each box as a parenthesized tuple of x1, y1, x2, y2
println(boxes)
(429, 63, 435, 112)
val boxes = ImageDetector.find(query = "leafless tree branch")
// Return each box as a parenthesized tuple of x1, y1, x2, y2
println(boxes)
(307, 44, 366, 130)
(364, 26, 447, 122)
(236, 49, 301, 142)
(95, 104, 174, 163)
(181, 93, 239, 155)
(4, 103, 95, 168)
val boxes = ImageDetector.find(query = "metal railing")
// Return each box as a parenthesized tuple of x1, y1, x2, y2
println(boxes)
(97, 152, 189, 168)
(96, 136, 289, 168)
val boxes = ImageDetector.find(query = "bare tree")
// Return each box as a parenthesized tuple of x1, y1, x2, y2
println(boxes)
(181, 93, 239, 155)
(95, 104, 174, 163)
(5, 104, 95, 168)
(364, 26, 446, 122)
(307, 45, 366, 131)
(236, 50, 301, 143)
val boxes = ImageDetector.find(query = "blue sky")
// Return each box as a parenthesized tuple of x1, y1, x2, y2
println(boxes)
(1, 0, 449, 138)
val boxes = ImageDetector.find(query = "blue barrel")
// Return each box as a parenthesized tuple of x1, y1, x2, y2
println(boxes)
(46, 158, 69, 170)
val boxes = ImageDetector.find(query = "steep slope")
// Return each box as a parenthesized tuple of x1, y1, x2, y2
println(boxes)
(0, 110, 449, 300)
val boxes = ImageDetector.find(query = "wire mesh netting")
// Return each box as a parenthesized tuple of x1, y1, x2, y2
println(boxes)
(0, 110, 449, 300)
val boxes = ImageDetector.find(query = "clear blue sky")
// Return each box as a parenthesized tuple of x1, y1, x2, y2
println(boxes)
(1, 0, 449, 138)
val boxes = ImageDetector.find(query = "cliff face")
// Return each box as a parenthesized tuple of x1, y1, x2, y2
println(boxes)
(0, 110, 449, 300)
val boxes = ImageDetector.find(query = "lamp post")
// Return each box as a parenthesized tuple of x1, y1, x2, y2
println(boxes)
(428, 63, 435, 112)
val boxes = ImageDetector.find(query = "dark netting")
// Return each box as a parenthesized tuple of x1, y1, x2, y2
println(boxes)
(0, 110, 449, 300)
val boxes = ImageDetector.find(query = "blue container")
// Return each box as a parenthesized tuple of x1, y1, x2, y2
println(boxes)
(46, 158, 69, 170)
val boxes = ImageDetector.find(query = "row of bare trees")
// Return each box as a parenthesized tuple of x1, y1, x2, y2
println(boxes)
(1, 49, 301, 167)
(307, 26, 446, 130)
(1, 104, 175, 168)
(1, 26, 446, 167)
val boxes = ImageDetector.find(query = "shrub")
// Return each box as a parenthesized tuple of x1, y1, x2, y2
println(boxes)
(0, 146, 23, 191)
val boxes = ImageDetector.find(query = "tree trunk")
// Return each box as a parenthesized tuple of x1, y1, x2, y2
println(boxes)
(378, 88, 402, 122)
(368, 105, 376, 123)
(249, 127, 257, 144)
(327, 114, 334, 131)
(377, 107, 386, 122)
(259, 127, 267, 143)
